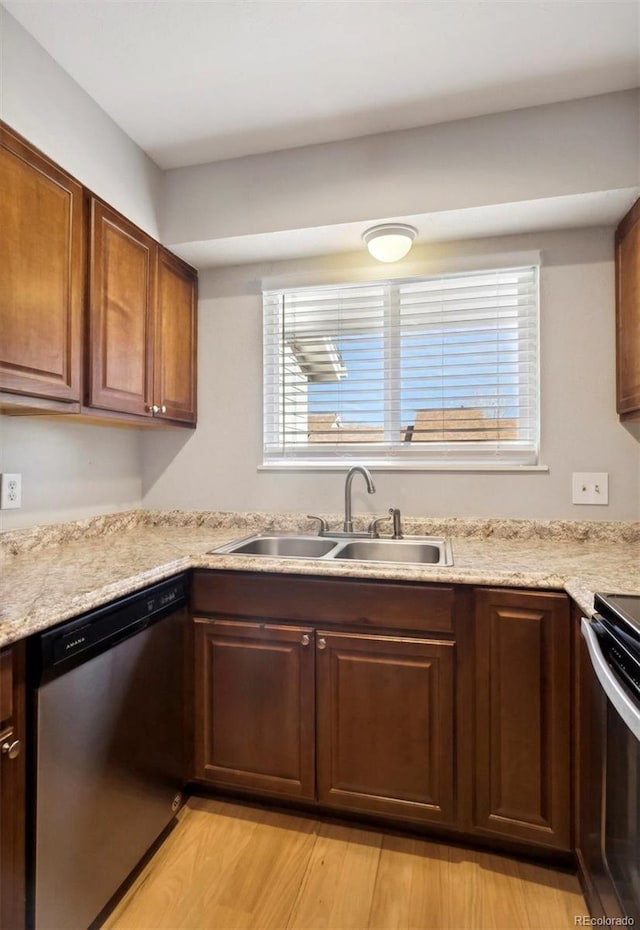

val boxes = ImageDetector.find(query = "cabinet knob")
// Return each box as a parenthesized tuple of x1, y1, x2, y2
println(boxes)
(317, 637, 327, 650)
(146, 404, 160, 414)
(1, 739, 21, 760)
(160, 405, 167, 414)
(301, 634, 310, 647)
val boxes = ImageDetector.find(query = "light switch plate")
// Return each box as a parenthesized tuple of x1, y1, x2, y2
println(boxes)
(572, 472, 609, 505)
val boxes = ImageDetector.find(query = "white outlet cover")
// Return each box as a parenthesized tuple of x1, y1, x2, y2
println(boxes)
(0, 473, 22, 509)
(572, 472, 609, 505)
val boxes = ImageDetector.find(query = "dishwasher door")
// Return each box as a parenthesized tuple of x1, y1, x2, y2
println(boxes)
(33, 606, 185, 930)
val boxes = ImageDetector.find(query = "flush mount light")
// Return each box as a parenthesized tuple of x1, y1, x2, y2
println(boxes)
(362, 223, 417, 263)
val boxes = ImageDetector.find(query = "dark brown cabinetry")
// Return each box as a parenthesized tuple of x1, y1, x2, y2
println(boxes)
(194, 619, 315, 799)
(88, 199, 198, 425)
(472, 588, 571, 851)
(0, 644, 26, 930)
(316, 630, 455, 825)
(0, 120, 197, 427)
(0, 124, 83, 407)
(192, 572, 456, 827)
(88, 200, 155, 417)
(153, 248, 198, 424)
(192, 572, 574, 852)
(616, 198, 640, 420)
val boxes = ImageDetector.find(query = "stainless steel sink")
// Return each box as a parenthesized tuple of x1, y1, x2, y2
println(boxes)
(333, 538, 449, 565)
(216, 535, 338, 558)
(210, 533, 453, 566)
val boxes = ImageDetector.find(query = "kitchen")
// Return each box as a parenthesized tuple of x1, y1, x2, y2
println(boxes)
(0, 2, 639, 929)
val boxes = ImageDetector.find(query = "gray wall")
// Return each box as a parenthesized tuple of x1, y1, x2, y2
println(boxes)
(142, 227, 640, 522)
(163, 91, 640, 249)
(0, 10, 162, 529)
(2, 9, 638, 528)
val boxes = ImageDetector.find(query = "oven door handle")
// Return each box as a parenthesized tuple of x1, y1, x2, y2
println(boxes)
(582, 617, 640, 742)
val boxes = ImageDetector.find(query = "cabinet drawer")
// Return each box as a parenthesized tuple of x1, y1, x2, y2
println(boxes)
(192, 571, 454, 634)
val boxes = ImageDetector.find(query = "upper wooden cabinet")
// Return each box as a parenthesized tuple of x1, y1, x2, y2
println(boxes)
(88, 200, 154, 417)
(472, 588, 571, 851)
(152, 248, 198, 424)
(0, 121, 197, 427)
(88, 198, 197, 425)
(616, 198, 640, 420)
(0, 124, 83, 404)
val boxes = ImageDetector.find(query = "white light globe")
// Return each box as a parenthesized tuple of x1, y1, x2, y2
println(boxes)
(362, 224, 417, 263)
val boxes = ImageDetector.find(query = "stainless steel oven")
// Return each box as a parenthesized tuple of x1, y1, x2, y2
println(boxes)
(582, 593, 640, 923)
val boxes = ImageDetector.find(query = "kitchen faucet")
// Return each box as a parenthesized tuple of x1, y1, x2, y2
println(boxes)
(343, 465, 376, 533)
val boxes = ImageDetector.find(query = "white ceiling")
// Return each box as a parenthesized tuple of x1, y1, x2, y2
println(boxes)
(4, 0, 640, 170)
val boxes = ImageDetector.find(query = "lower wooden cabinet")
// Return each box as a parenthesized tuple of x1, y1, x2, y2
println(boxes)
(0, 643, 26, 930)
(316, 630, 455, 824)
(192, 572, 573, 855)
(194, 614, 455, 825)
(194, 619, 315, 799)
(472, 588, 571, 850)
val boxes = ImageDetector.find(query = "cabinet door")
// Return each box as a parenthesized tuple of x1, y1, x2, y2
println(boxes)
(0, 645, 26, 930)
(473, 589, 571, 850)
(152, 249, 197, 424)
(616, 198, 640, 418)
(316, 631, 455, 825)
(0, 125, 83, 402)
(88, 199, 154, 416)
(194, 619, 315, 800)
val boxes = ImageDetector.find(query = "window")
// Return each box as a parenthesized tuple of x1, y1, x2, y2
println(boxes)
(263, 266, 539, 467)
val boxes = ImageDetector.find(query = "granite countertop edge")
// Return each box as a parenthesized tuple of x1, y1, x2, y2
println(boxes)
(1, 509, 638, 649)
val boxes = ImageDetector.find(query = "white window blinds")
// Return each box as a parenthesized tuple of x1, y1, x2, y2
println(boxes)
(263, 266, 539, 467)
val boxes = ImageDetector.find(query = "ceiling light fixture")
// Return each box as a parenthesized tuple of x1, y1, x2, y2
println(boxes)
(362, 223, 417, 263)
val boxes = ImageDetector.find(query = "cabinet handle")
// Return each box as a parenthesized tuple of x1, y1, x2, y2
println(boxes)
(1, 739, 21, 760)
(301, 634, 310, 647)
(317, 637, 327, 650)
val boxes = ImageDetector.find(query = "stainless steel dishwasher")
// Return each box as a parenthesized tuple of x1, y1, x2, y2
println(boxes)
(29, 574, 187, 930)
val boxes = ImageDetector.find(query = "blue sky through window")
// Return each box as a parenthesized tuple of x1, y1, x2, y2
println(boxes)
(308, 325, 521, 427)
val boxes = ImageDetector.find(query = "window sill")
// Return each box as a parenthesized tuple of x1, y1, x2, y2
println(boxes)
(259, 463, 550, 473)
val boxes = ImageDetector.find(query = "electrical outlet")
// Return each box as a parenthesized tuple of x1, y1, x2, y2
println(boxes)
(572, 472, 609, 506)
(0, 473, 22, 510)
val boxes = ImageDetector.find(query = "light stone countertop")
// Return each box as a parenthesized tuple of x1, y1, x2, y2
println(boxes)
(1, 510, 639, 648)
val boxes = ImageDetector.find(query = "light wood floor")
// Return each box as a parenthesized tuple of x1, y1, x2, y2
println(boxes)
(101, 796, 588, 930)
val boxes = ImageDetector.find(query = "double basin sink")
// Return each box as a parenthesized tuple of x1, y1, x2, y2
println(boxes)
(211, 533, 453, 567)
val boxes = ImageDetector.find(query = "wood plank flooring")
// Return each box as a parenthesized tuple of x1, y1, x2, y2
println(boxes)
(101, 797, 588, 930)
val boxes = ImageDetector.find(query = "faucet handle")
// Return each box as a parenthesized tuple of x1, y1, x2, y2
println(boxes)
(389, 507, 403, 539)
(368, 514, 393, 538)
(307, 515, 329, 536)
